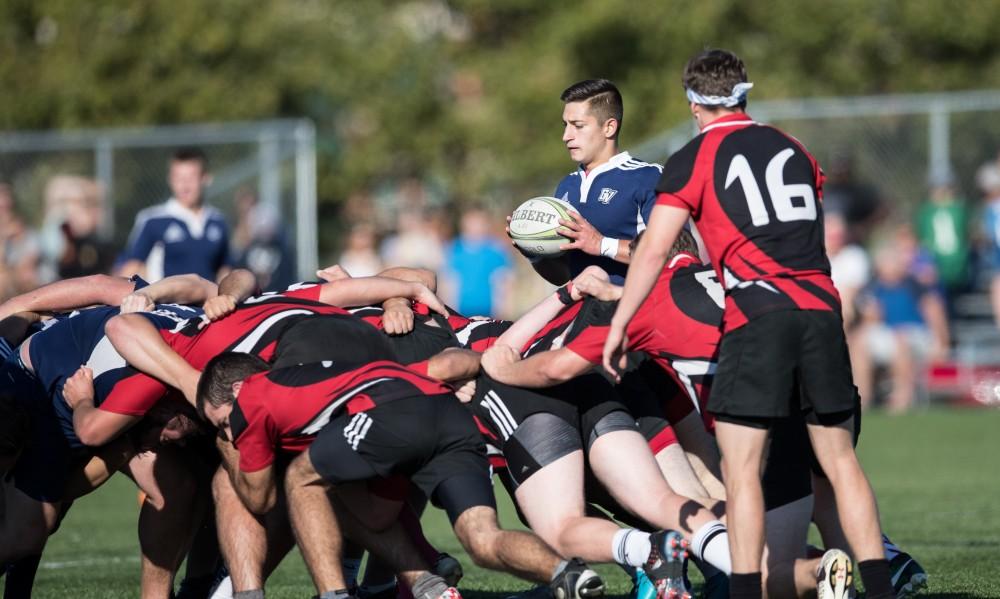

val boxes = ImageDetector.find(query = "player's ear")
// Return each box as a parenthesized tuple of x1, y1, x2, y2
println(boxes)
(603, 118, 619, 140)
(231, 380, 243, 398)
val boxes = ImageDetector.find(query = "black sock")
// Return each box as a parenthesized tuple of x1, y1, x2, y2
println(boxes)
(858, 559, 894, 599)
(730, 572, 762, 599)
(4, 554, 42, 599)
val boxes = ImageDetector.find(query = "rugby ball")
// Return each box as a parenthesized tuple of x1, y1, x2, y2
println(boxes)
(508, 196, 575, 258)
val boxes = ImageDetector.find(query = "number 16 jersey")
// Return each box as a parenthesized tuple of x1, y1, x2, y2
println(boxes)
(655, 113, 840, 331)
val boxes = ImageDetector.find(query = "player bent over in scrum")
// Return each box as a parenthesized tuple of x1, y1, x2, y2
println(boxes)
(197, 353, 605, 599)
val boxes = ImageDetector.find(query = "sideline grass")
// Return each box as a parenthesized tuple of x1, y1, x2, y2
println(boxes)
(32, 408, 1000, 598)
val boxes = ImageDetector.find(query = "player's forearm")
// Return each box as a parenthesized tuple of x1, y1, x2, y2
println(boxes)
(141, 274, 219, 306)
(377, 266, 438, 292)
(106, 314, 201, 404)
(424, 348, 482, 382)
(486, 353, 564, 388)
(0, 275, 134, 320)
(218, 268, 259, 303)
(496, 292, 566, 351)
(319, 276, 424, 308)
(73, 404, 137, 447)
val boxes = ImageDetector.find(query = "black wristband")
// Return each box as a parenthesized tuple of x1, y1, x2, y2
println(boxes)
(556, 284, 574, 306)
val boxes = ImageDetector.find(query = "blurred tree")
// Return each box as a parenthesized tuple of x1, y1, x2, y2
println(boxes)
(2, 0, 1000, 255)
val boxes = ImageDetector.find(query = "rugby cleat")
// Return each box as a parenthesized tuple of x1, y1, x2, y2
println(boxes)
(627, 567, 657, 599)
(432, 553, 464, 588)
(816, 549, 855, 599)
(433, 587, 463, 599)
(889, 552, 928, 597)
(550, 558, 605, 599)
(642, 530, 691, 599)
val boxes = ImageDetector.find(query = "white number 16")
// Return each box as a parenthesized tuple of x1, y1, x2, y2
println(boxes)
(724, 148, 816, 226)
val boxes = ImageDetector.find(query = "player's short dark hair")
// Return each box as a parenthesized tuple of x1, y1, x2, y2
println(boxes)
(171, 147, 209, 172)
(668, 229, 700, 260)
(561, 79, 624, 136)
(0, 394, 29, 459)
(682, 49, 749, 109)
(196, 353, 270, 419)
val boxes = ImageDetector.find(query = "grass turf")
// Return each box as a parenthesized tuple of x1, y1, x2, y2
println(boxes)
(31, 408, 1000, 598)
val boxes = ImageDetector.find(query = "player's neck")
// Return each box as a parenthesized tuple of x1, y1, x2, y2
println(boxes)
(582, 144, 620, 174)
(696, 108, 746, 130)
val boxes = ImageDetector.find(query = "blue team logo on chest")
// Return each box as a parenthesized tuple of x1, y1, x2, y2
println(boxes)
(164, 223, 187, 243)
(597, 188, 618, 204)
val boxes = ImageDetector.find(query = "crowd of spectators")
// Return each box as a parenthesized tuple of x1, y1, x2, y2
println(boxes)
(7, 149, 1000, 412)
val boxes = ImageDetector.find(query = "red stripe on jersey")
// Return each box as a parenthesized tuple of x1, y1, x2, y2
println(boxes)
(521, 303, 583, 356)
(655, 114, 838, 331)
(233, 360, 452, 472)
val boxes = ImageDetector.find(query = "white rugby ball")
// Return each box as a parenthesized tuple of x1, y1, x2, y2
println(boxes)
(508, 197, 575, 258)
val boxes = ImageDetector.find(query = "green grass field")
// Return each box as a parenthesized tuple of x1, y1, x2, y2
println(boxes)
(31, 408, 1000, 598)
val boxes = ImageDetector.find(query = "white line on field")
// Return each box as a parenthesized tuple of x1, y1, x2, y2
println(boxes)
(40, 555, 141, 570)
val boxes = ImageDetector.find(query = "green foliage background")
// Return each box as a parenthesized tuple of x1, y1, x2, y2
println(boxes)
(3, 0, 1000, 248)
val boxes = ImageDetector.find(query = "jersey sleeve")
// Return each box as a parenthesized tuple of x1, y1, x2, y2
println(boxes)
(655, 137, 705, 216)
(98, 372, 168, 416)
(121, 216, 158, 262)
(232, 400, 279, 473)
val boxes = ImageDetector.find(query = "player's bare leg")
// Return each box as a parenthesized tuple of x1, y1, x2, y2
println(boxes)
(212, 466, 294, 592)
(123, 449, 204, 599)
(515, 451, 622, 562)
(761, 496, 821, 599)
(653, 442, 714, 510)
(284, 452, 349, 593)
(670, 412, 726, 501)
(805, 421, 884, 562)
(452, 505, 563, 583)
(715, 421, 769, 574)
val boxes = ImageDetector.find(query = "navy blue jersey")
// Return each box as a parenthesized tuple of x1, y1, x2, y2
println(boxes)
(27, 303, 200, 447)
(121, 199, 231, 281)
(554, 151, 661, 283)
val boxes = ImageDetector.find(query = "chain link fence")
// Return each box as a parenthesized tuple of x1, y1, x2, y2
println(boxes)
(0, 120, 317, 287)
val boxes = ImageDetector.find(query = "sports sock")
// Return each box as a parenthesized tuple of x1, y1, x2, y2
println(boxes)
(411, 573, 448, 599)
(729, 572, 762, 599)
(341, 557, 363, 590)
(858, 559, 894, 599)
(319, 589, 352, 599)
(612, 528, 652, 568)
(690, 520, 731, 575)
(233, 591, 265, 599)
(881, 533, 902, 560)
(3, 554, 42, 599)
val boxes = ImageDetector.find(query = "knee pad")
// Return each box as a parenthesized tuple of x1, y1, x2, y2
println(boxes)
(503, 413, 582, 487)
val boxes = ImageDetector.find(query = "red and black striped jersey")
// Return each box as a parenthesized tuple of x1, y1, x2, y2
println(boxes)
(521, 302, 584, 357)
(563, 254, 722, 413)
(99, 283, 349, 417)
(230, 360, 453, 472)
(655, 113, 840, 331)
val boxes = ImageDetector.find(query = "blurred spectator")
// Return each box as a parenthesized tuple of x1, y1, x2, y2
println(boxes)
(891, 221, 938, 287)
(980, 174, 1000, 327)
(915, 174, 971, 311)
(442, 208, 512, 317)
(380, 209, 444, 271)
(0, 183, 41, 300)
(38, 175, 115, 281)
(230, 188, 294, 291)
(825, 211, 870, 328)
(822, 153, 883, 244)
(853, 242, 950, 412)
(975, 150, 1000, 197)
(117, 147, 231, 282)
(338, 223, 383, 278)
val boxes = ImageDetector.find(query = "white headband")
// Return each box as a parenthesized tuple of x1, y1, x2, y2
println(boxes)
(686, 82, 754, 107)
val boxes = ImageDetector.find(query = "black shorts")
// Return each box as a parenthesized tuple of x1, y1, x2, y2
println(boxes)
(708, 310, 858, 420)
(273, 315, 398, 368)
(469, 374, 581, 447)
(386, 315, 460, 364)
(309, 394, 494, 523)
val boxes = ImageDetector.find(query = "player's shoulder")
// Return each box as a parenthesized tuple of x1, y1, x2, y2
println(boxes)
(203, 205, 229, 225)
(132, 203, 175, 229)
(618, 155, 663, 175)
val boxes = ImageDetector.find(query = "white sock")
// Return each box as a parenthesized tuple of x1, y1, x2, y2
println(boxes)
(612, 528, 652, 568)
(690, 520, 731, 576)
(882, 533, 902, 560)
